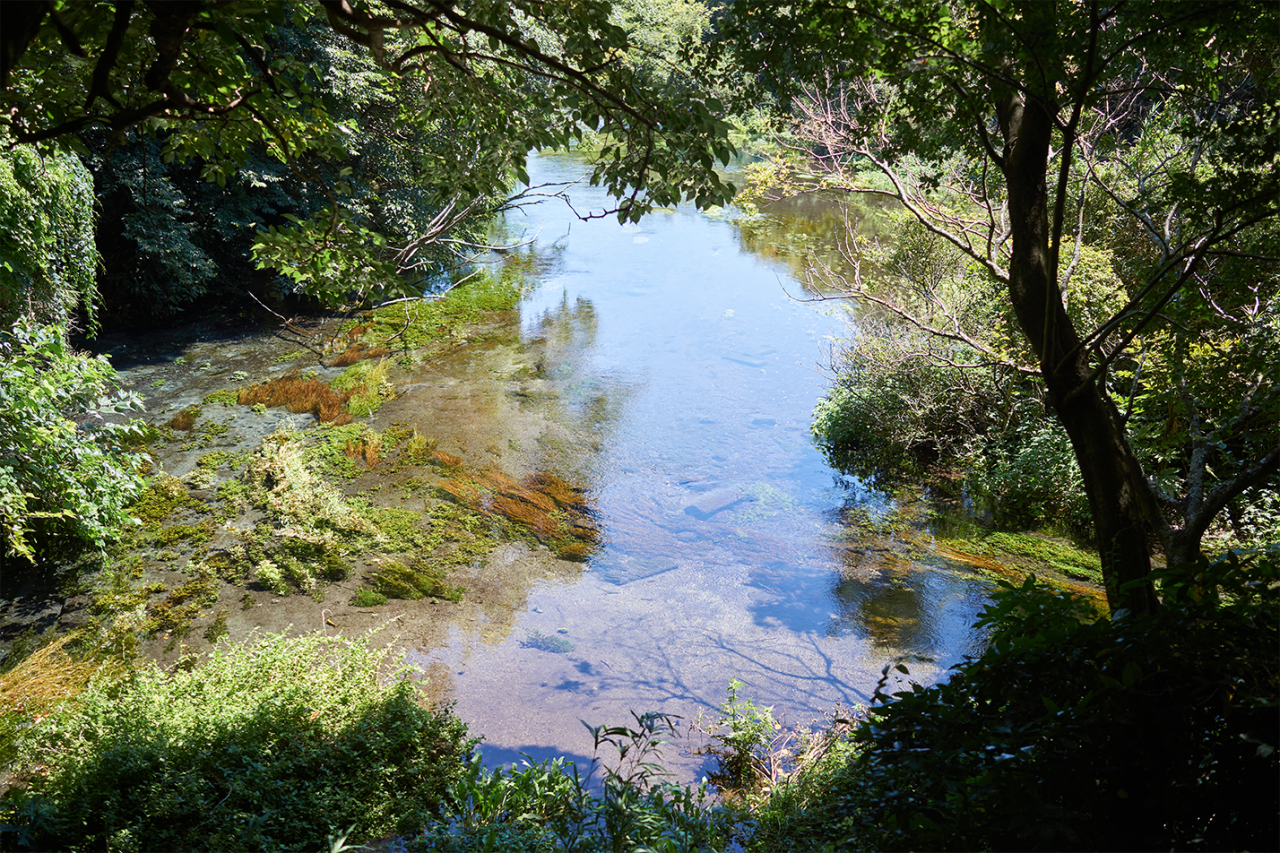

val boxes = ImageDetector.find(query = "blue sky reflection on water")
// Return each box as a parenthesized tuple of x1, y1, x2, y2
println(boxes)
(419, 152, 993, 782)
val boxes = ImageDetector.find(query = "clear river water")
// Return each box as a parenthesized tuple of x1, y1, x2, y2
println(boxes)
(407, 153, 995, 781)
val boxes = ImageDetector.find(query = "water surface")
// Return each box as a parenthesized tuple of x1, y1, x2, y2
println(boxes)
(413, 154, 994, 780)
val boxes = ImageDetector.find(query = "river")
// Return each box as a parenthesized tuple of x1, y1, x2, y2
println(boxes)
(409, 152, 994, 780)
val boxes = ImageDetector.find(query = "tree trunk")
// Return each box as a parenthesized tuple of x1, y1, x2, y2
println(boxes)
(998, 90, 1161, 615)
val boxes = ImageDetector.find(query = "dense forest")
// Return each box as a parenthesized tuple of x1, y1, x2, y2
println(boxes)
(1, 1, 1276, 850)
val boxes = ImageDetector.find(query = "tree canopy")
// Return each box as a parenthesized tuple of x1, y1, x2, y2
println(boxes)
(718, 0, 1280, 613)
(2, 0, 736, 304)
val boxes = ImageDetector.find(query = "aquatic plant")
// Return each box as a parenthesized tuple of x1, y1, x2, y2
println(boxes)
(329, 341, 391, 367)
(693, 679, 784, 795)
(352, 588, 387, 607)
(369, 558, 463, 603)
(344, 433, 382, 469)
(339, 269, 525, 356)
(144, 564, 219, 636)
(202, 609, 229, 643)
(401, 430, 439, 465)
(330, 357, 395, 418)
(937, 530, 1105, 586)
(521, 629, 573, 654)
(129, 475, 202, 525)
(237, 368, 353, 425)
(164, 406, 200, 431)
(201, 388, 239, 407)
(438, 466, 598, 560)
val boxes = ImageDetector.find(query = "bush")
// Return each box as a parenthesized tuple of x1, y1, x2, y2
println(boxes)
(965, 404, 1094, 537)
(0, 631, 475, 852)
(811, 553, 1280, 852)
(0, 321, 146, 566)
(813, 322, 1096, 535)
(812, 320, 1001, 484)
(409, 712, 726, 853)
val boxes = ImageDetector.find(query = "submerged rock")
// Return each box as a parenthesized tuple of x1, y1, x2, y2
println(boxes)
(683, 487, 757, 520)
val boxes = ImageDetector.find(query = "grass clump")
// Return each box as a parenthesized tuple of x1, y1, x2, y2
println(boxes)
(401, 430, 438, 465)
(0, 631, 475, 852)
(195, 450, 234, 472)
(0, 634, 128, 771)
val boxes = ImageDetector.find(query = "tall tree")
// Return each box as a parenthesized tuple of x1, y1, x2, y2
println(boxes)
(718, 0, 1280, 613)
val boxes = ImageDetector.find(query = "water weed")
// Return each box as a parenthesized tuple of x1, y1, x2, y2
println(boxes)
(237, 368, 353, 424)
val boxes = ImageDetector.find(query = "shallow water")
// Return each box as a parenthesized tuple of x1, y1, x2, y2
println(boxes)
(410, 153, 995, 781)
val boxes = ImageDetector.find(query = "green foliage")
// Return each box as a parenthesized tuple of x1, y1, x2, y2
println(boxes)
(0, 631, 475, 852)
(5, 2, 737, 307)
(723, 0, 1280, 611)
(352, 587, 387, 607)
(412, 712, 726, 853)
(0, 321, 146, 564)
(86, 132, 222, 316)
(810, 558, 1280, 852)
(965, 408, 1095, 537)
(696, 679, 779, 794)
(0, 139, 99, 330)
(371, 557, 464, 604)
(812, 322, 1001, 485)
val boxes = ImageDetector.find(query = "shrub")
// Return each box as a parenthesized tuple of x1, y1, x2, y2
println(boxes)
(816, 553, 1280, 852)
(965, 407, 1094, 537)
(812, 320, 1001, 485)
(409, 712, 725, 853)
(0, 321, 147, 566)
(0, 631, 475, 852)
(695, 678, 781, 794)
